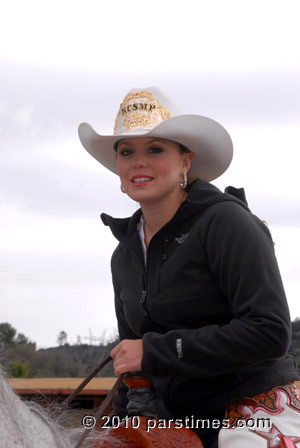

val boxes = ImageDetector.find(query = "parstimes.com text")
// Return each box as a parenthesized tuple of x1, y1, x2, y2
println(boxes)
(82, 415, 271, 432)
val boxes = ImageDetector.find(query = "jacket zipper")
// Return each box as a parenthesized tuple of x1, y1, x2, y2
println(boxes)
(134, 222, 169, 325)
(140, 290, 147, 304)
(142, 234, 154, 318)
(162, 239, 169, 261)
(140, 238, 168, 327)
(140, 289, 148, 316)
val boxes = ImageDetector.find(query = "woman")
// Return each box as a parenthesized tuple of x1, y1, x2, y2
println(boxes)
(78, 87, 300, 447)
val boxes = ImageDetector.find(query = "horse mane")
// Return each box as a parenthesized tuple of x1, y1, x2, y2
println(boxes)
(0, 363, 122, 448)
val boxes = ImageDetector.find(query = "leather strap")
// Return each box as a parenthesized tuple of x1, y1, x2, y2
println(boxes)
(73, 374, 124, 448)
(50, 354, 123, 447)
(58, 355, 112, 412)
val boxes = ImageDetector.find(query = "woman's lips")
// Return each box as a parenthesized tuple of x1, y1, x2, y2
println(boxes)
(131, 176, 153, 186)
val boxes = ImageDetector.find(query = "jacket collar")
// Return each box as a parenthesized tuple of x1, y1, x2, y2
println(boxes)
(101, 179, 249, 244)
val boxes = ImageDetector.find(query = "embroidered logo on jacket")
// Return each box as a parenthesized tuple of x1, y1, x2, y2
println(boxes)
(174, 233, 189, 244)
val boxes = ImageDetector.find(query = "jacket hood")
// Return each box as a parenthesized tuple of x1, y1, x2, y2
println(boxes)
(101, 179, 250, 243)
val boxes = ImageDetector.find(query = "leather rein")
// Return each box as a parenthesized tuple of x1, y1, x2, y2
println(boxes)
(54, 355, 123, 448)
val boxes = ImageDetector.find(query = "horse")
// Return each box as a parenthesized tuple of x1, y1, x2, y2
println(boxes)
(0, 362, 105, 448)
(0, 364, 203, 448)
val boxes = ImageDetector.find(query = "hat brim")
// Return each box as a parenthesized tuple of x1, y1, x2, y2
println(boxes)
(78, 114, 233, 182)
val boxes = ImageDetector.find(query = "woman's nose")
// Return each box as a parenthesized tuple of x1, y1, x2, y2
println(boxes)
(133, 154, 147, 168)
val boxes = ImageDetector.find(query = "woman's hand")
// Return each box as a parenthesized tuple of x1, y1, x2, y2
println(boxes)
(110, 339, 143, 376)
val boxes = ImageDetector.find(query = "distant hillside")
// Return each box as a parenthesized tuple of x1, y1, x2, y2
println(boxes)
(0, 323, 118, 377)
(1, 320, 300, 378)
(30, 341, 118, 377)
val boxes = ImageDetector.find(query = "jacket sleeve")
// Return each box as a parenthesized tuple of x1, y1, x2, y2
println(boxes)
(142, 201, 291, 377)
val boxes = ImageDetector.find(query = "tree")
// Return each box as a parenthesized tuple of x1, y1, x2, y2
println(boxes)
(0, 323, 17, 348)
(57, 331, 68, 346)
(14, 333, 29, 344)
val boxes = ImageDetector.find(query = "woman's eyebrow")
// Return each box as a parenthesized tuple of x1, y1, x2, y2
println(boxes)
(118, 138, 165, 148)
(117, 141, 134, 148)
(145, 139, 165, 145)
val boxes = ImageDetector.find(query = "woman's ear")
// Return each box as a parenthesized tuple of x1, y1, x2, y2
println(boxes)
(182, 151, 194, 172)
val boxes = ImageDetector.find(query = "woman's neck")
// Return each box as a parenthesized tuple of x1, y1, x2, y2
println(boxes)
(141, 189, 187, 247)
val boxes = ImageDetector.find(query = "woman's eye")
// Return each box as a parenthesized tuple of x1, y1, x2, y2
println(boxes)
(119, 149, 132, 156)
(149, 146, 163, 153)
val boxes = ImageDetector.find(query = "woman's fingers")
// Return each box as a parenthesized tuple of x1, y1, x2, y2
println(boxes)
(110, 339, 143, 375)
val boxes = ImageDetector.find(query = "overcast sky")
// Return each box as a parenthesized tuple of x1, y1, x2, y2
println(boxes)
(0, 0, 299, 348)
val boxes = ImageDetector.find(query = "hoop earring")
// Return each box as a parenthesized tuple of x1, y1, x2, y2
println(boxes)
(120, 184, 126, 193)
(180, 172, 187, 189)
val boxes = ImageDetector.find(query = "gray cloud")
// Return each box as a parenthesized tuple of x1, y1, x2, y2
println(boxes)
(1, 61, 299, 141)
(1, 60, 299, 224)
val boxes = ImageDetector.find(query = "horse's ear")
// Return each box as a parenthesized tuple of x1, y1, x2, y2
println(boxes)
(225, 186, 275, 246)
(224, 186, 248, 206)
(261, 220, 276, 246)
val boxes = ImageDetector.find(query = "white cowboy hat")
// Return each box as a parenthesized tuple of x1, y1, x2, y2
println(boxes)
(78, 87, 233, 182)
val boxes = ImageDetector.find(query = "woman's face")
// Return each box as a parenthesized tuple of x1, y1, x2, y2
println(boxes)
(116, 137, 193, 206)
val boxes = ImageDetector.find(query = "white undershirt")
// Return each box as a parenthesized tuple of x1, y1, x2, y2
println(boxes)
(138, 215, 147, 266)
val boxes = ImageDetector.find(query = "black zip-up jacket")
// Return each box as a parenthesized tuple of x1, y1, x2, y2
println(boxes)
(102, 179, 299, 419)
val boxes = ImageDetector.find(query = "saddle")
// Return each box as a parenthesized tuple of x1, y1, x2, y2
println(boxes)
(91, 374, 204, 448)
